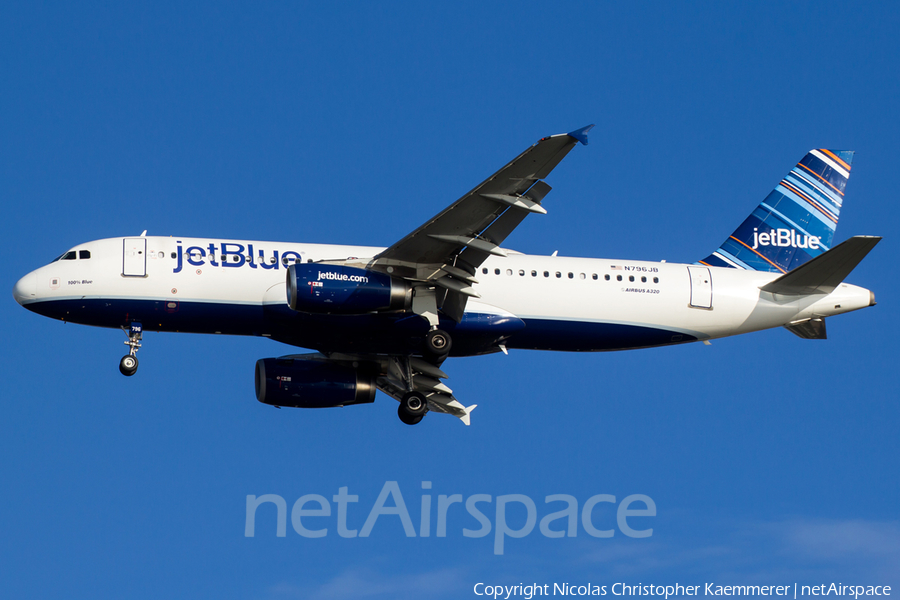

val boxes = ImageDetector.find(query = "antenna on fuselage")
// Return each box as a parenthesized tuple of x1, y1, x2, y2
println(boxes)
(140, 230, 147, 237)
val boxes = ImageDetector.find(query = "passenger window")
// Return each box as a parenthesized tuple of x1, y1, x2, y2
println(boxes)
(653, 277, 659, 283)
(544, 271, 550, 277)
(518, 269, 525, 276)
(629, 275, 634, 282)
(641, 276, 647, 283)
(580, 273, 586, 280)
(282, 257, 289, 265)
(171, 252, 177, 259)
(158, 252, 165, 259)
(556, 272, 562, 278)
(567, 272, 573, 279)
(482, 268, 488, 274)
(495, 268, 501, 275)
(616, 275, 622, 281)
(270, 257, 277, 264)
(592, 274, 598, 280)
(506, 269, 513, 276)
(531, 270, 537, 277)
(79, 250, 91, 259)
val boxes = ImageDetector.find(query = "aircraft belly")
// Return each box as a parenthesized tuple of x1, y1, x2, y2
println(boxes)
(22, 297, 267, 336)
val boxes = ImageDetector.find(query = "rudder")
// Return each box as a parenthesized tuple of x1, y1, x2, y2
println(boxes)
(699, 149, 854, 273)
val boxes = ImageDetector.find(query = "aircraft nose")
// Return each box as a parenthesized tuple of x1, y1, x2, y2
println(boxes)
(13, 271, 37, 306)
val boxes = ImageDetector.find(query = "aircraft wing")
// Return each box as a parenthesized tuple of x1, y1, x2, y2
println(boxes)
(377, 356, 477, 425)
(366, 125, 593, 320)
(323, 352, 477, 425)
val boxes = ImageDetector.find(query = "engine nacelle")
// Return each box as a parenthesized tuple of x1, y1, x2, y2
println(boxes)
(286, 264, 410, 314)
(255, 356, 377, 408)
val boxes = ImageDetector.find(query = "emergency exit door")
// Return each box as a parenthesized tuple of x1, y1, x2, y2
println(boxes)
(123, 238, 147, 277)
(687, 266, 712, 309)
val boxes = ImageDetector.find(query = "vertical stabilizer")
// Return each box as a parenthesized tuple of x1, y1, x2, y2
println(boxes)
(699, 149, 853, 273)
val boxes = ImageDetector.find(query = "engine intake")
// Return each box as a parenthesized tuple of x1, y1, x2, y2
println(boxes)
(286, 264, 410, 314)
(255, 356, 377, 408)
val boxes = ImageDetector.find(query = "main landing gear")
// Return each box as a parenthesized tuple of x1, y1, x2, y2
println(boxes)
(119, 322, 142, 376)
(411, 287, 452, 361)
(425, 329, 451, 359)
(398, 391, 427, 425)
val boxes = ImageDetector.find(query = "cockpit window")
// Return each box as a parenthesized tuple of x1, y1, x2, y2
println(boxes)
(79, 250, 91, 259)
(52, 250, 81, 262)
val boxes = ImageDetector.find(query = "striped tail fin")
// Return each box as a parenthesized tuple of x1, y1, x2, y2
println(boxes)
(699, 149, 854, 273)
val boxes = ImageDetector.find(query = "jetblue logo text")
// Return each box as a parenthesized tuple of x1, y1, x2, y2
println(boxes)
(317, 271, 368, 283)
(751, 228, 822, 251)
(244, 481, 655, 555)
(172, 242, 303, 274)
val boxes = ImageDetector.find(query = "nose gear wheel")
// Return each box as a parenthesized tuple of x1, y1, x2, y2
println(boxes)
(119, 322, 142, 376)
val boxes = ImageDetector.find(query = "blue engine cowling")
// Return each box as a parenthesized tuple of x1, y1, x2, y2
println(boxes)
(286, 264, 411, 314)
(255, 356, 377, 408)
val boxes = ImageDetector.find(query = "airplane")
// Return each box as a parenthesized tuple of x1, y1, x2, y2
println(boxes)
(12, 126, 880, 426)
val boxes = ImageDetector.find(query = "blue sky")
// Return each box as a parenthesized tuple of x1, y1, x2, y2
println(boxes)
(2, 2, 898, 598)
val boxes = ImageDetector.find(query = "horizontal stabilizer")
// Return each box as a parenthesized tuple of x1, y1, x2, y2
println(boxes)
(761, 236, 881, 295)
(785, 318, 827, 339)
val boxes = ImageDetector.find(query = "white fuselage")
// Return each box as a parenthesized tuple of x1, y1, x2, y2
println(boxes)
(13, 236, 875, 353)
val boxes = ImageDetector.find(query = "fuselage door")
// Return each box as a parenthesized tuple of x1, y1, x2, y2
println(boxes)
(687, 266, 712, 309)
(123, 238, 147, 277)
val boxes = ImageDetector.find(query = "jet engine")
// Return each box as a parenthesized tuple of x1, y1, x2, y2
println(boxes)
(255, 356, 377, 408)
(286, 264, 411, 314)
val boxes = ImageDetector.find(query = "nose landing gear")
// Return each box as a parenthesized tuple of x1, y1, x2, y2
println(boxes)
(119, 322, 142, 376)
(119, 354, 138, 376)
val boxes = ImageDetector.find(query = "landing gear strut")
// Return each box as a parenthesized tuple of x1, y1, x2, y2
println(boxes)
(411, 287, 452, 361)
(398, 391, 427, 425)
(119, 322, 142, 376)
